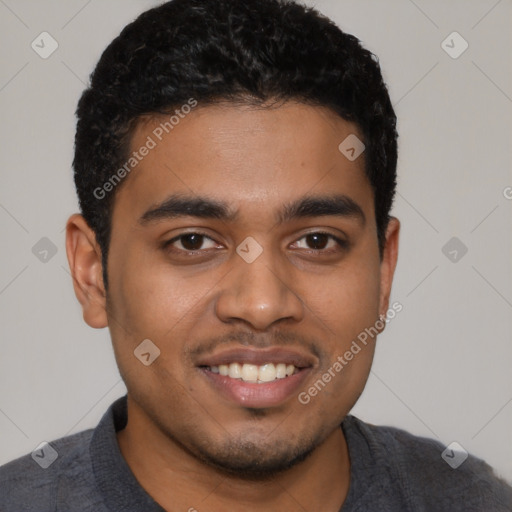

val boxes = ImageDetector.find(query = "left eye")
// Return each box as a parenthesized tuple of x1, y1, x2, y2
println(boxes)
(293, 233, 345, 251)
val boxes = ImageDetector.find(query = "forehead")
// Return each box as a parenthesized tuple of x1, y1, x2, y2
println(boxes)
(113, 102, 373, 224)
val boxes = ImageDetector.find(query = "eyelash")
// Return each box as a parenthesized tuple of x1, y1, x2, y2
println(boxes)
(162, 231, 349, 255)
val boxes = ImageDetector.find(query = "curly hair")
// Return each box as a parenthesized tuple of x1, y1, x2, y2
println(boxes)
(73, 0, 398, 288)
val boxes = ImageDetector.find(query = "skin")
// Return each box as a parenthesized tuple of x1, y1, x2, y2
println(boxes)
(66, 102, 399, 511)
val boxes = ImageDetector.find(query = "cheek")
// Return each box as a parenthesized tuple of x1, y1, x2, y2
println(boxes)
(108, 244, 204, 333)
(303, 256, 381, 342)
(341, 263, 381, 330)
(299, 268, 379, 418)
(106, 250, 228, 380)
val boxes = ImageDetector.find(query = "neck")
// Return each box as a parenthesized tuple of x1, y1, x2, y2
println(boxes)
(117, 396, 351, 512)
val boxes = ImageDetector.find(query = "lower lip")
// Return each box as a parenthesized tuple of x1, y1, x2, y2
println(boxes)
(200, 368, 311, 408)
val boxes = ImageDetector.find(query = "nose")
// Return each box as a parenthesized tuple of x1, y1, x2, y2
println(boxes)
(214, 248, 304, 330)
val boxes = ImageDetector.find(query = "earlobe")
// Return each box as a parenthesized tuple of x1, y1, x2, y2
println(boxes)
(378, 217, 400, 321)
(65, 214, 108, 329)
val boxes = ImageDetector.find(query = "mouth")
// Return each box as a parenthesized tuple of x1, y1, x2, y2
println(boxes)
(196, 347, 315, 408)
(205, 362, 299, 383)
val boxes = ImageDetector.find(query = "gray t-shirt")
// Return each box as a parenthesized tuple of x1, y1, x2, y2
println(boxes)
(1, 394, 511, 511)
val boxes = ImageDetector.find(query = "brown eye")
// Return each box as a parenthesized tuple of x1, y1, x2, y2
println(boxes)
(305, 233, 329, 250)
(294, 232, 345, 251)
(164, 233, 219, 253)
(180, 234, 205, 250)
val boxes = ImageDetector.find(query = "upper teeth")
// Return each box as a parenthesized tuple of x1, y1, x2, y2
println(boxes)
(209, 363, 297, 383)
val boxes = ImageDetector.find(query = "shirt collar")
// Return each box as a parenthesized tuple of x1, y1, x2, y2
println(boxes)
(89, 394, 165, 511)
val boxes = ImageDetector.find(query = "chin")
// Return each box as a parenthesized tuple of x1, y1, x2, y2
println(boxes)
(192, 436, 319, 481)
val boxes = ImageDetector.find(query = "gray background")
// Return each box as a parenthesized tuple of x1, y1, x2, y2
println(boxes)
(1, 0, 511, 483)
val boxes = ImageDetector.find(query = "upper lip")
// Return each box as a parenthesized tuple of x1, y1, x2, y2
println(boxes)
(196, 347, 316, 369)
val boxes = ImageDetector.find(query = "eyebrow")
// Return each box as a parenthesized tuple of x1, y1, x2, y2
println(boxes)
(278, 194, 365, 225)
(139, 195, 237, 224)
(139, 193, 365, 225)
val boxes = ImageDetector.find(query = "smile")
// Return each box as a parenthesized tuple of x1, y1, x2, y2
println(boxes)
(196, 346, 315, 407)
(207, 362, 298, 383)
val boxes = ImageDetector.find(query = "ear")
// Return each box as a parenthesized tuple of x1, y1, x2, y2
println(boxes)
(378, 217, 400, 319)
(65, 214, 108, 328)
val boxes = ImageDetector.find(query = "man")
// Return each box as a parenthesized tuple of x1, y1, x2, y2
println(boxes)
(1, 0, 511, 510)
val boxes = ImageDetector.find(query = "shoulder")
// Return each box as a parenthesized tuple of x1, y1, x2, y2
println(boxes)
(345, 416, 512, 511)
(0, 428, 100, 511)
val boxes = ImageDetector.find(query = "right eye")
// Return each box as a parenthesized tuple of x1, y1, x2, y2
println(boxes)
(163, 232, 221, 253)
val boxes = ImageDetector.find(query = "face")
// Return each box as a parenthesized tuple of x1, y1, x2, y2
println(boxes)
(69, 102, 399, 477)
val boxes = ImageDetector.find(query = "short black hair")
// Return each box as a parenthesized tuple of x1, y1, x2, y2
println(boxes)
(73, 0, 398, 288)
